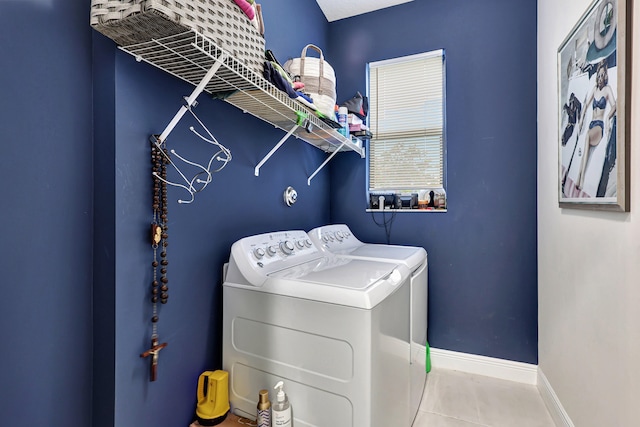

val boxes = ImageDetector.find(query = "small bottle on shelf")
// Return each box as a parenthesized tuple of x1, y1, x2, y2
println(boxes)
(337, 106, 349, 138)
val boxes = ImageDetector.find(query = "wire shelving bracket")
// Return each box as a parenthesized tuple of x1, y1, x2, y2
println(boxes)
(119, 30, 364, 189)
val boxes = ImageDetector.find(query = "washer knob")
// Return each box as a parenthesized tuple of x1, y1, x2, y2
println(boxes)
(253, 247, 265, 259)
(335, 231, 344, 241)
(304, 239, 312, 247)
(322, 235, 329, 243)
(295, 240, 305, 249)
(280, 240, 294, 255)
(266, 245, 277, 256)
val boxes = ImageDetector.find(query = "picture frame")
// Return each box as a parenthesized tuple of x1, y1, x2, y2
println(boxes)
(557, 0, 631, 211)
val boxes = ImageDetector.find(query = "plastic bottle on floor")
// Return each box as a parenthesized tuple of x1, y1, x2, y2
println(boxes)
(272, 381, 292, 427)
(256, 389, 271, 427)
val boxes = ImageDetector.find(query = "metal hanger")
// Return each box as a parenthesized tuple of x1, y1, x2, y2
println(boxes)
(152, 104, 232, 204)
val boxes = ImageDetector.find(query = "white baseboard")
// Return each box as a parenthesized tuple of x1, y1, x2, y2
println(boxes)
(419, 346, 538, 385)
(537, 368, 574, 427)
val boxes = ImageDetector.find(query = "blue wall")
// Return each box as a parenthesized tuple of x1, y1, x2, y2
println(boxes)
(327, 0, 538, 364)
(91, 1, 332, 426)
(1, 0, 537, 426)
(0, 0, 94, 425)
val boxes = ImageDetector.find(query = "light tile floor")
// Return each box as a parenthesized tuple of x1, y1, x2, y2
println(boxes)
(413, 369, 556, 427)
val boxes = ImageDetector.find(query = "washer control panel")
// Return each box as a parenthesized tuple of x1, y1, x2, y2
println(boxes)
(235, 230, 318, 271)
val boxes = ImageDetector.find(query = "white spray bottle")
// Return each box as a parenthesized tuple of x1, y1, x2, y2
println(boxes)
(272, 381, 292, 427)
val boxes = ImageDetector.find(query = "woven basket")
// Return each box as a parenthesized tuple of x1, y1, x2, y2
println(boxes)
(90, 0, 265, 73)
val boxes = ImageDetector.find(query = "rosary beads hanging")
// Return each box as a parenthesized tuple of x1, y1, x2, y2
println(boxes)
(151, 139, 170, 306)
(140, 137, 170, 381)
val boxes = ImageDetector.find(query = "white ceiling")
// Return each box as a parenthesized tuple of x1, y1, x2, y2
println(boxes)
(315, 0, 414, 22)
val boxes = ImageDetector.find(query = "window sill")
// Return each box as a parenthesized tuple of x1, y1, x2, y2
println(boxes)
(366, 208, 447, 213)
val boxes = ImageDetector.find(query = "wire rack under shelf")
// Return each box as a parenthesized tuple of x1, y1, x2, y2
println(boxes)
(119, 31, 364, 157)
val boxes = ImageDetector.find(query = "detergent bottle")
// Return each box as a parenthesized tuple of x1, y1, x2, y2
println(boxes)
(337, 106, 349, 138)
(272, 381, 292, 427)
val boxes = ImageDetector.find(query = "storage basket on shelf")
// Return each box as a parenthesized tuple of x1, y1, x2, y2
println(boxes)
(90, 0, 265, 73)
(284, 44, 337, 118)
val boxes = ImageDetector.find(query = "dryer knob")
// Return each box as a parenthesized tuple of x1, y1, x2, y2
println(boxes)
(304, 239, 312, 247)
(322, 235, 329, 243)
(295, 240, 305, 249)
(335, 231, 344, 241)
(280, 241, 294, 255)
(266, 245, 277, 256)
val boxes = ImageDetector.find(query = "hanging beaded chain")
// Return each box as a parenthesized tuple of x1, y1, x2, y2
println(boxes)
(138, 137, 172, 382)
(151, 138, 170, 338)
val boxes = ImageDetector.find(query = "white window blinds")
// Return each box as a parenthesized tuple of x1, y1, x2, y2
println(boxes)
(368, 50, 445, 191)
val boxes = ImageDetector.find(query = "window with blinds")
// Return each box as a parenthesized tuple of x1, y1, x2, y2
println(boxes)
(367, 49, 446, 209)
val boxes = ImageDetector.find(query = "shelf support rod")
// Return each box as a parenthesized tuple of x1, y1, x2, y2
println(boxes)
(158, 52, 227, 143)
(307, 140, 348, 186)
(254, 124, 299, 176)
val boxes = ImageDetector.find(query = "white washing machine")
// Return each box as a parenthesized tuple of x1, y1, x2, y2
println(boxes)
(308, 224, 428, 424)
(222, 230, 412, 427)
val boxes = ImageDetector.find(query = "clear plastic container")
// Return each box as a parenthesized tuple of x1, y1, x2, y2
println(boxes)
(272, 381, 291, 427)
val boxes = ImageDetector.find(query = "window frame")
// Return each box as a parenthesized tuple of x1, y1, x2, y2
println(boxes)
(365, 49, 447, 211)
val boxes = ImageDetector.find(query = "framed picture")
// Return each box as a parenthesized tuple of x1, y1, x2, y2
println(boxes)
(557, 0, 631, 211)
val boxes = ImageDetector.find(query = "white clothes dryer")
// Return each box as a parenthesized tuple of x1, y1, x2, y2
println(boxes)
(308, 224, 429, 424)
(222, 230, 412, 427)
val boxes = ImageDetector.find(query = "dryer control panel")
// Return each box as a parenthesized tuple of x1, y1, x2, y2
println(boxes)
(308, 224, 363, 253)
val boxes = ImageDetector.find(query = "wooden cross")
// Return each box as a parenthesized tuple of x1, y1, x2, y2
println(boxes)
(140, 337, 168, 382)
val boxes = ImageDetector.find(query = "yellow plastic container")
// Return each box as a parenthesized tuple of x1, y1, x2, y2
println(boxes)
(195, 370, 230, 426)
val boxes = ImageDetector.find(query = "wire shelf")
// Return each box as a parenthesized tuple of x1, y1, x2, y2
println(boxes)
(120, 31, 364, 157)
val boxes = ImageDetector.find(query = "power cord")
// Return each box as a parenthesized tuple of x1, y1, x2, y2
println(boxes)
(369, 209, 396, 244)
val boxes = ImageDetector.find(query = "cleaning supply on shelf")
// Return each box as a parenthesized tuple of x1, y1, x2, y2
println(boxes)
(337, 106, 349, 138)
(195, 370, 230, 426)
(256, 389, 271, 427)
(272, 381, 292, 427)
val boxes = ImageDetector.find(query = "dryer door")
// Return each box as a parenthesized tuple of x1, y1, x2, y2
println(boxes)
(266, 258, 409, 309)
